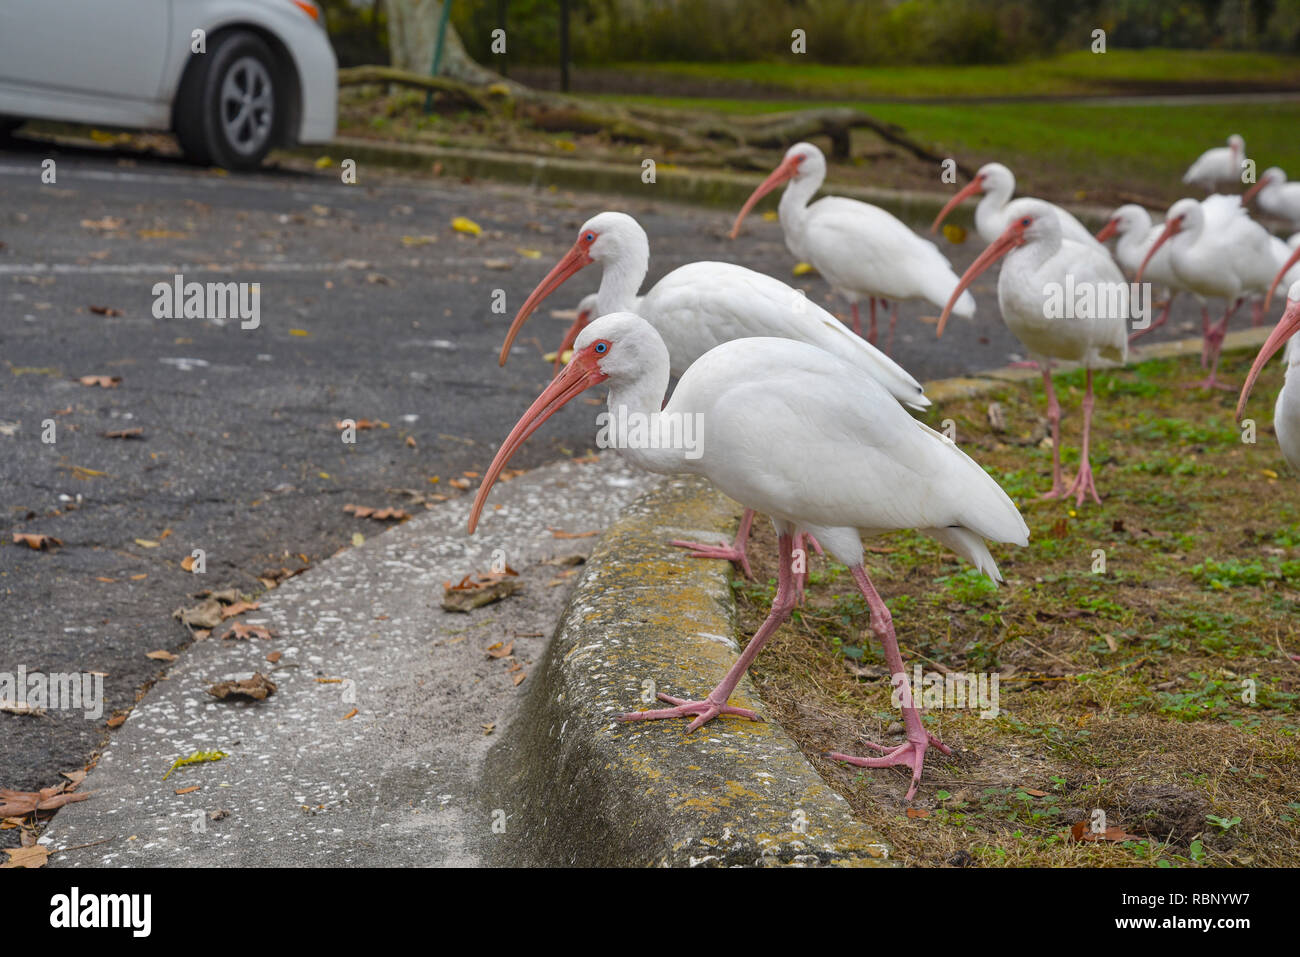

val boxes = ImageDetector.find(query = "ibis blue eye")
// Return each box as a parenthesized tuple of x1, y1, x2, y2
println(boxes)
(584, 232, 595, 242)
(595, 342, 607, 354)
(1020, 217, 1031, 227)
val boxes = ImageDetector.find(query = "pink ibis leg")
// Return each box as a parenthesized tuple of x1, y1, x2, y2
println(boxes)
(1128, 291, 1175, 345)
(670, 506, 754, 579)
(1199, 304, 1212, 368)
(884, 300, 899, 356)
(1064, 369, 1101, 506)
(1036, 362, 1067, 500)
(619, 529, 798, 730)
(849, 302, 863, 337)
(826, 565, 952, 800)
(552, 313, 589, 374)
(1186, 299, 1241, 391)
(867, 298, 879, 345)
(1251, 295, 1265, 328)
(793, 532, 809, 605)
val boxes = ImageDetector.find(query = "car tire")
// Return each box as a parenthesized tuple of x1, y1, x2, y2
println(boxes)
(0, 116, 22, 137)
(174, 31, 282, 171)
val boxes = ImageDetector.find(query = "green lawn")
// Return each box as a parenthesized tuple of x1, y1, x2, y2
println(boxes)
(604, 49, 1300, 100)
(599, 93, 1300, 206)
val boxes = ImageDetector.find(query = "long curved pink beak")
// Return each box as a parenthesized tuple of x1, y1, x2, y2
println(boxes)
(1136, 217, 1181, 283)
(469, 346, 608, 533)
(931, 174, 984, 234)
(1242, 174, 1270, 206)
(1095, 218, 1120, 243)
(730, 156, 800, 239)
(1266, 245, 1300, 312)
(936, 219, 1024, 337)
(498, 242, 593, 367)
(1236, 296, 1300, 422)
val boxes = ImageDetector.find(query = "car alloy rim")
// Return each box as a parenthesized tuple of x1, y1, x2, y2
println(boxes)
(220, 56, 274, 155)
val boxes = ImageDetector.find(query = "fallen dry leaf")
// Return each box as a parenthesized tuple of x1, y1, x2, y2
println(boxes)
(442, 576, 521, 612)
(207, 673, 276, 701)
(78, 375, 121, 388)
(343, 504, 410, 521)
(219, 600, 260, 620)
(105, 714, 126, 728)
(1, 845, 49, 868)
(512, 672, 526, 687)
(906, 808, 930, 819)
(173, 598, 224, 630)
(88, 305, 123, 316)
(223, 622, 275, 641)
(0, 786, 92, 818)
(265, 651, 282, 664)
(486, 641, 514, 659)
(1068, 821, 1144, 843)
(174, 785, 200, 795)
(181, 555, 197, 572)
(12, 532, 61, 551)
(548, 527, 598, 539)
(146, 650, 178, 662)
(102, 427, 143, 439)
(341, 708, 358, 720)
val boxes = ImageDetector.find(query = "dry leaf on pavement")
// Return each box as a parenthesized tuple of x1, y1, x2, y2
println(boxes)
(207, 673, 277, 701)
(12, 532, 61, 551)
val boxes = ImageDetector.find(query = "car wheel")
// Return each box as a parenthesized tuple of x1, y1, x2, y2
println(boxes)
(174, 31, 282, 171)
(0, 116, 22, 137)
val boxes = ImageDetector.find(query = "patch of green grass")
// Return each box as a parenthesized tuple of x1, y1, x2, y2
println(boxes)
(603, 50, 1300, 100)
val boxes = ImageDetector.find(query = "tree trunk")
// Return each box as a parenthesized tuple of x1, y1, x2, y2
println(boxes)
(385, 0, 502, 85)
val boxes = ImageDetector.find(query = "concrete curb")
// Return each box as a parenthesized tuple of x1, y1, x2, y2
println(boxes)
(289, 136, 1116, 228)
(483, 476, 892, 867)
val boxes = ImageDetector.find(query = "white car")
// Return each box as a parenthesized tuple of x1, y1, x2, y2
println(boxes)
(0, 0, 337, 170)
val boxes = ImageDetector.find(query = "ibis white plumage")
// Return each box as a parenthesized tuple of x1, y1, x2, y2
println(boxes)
(931, 161, 1104, 251)
(729, 142, 975, 351)
(1139, 197, 1279, 389)
(1238, 281, 1300, 472)
(1244, 167, 1300, 231)
(939, 201, 1129, 505)
(1183, 134, 1247, 193)
(470, 311, 1028, 799)
(497, 210, 932, 576)
(1096, 203, 1187, 343)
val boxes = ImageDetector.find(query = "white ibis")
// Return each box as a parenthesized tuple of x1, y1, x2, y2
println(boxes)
(469, 311, 1028, 799)
(939, 202, 1129, 505)
(1183, 134, 1247, 193)
(1244, 167, 1300, 231)
(1139, 197, 1279, 389)
(729, 142, 975, 352)
(931, 162, 1103, 251)
(1237, 280, 1300, 471)
(1096, 204, 1186, 344)
(497, 210, 932, 577)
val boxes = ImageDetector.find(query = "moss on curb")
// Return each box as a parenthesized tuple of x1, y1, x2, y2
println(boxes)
(484, 476, 892, 867)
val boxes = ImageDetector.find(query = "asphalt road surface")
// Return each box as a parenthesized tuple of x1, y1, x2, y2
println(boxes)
(0, 130, 1212, 829)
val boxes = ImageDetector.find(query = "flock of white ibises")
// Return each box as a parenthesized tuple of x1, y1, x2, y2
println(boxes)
(465, 134, 1300, 800)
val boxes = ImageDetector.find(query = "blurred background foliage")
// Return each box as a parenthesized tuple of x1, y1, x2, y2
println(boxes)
(320, 0, 1300, 70)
